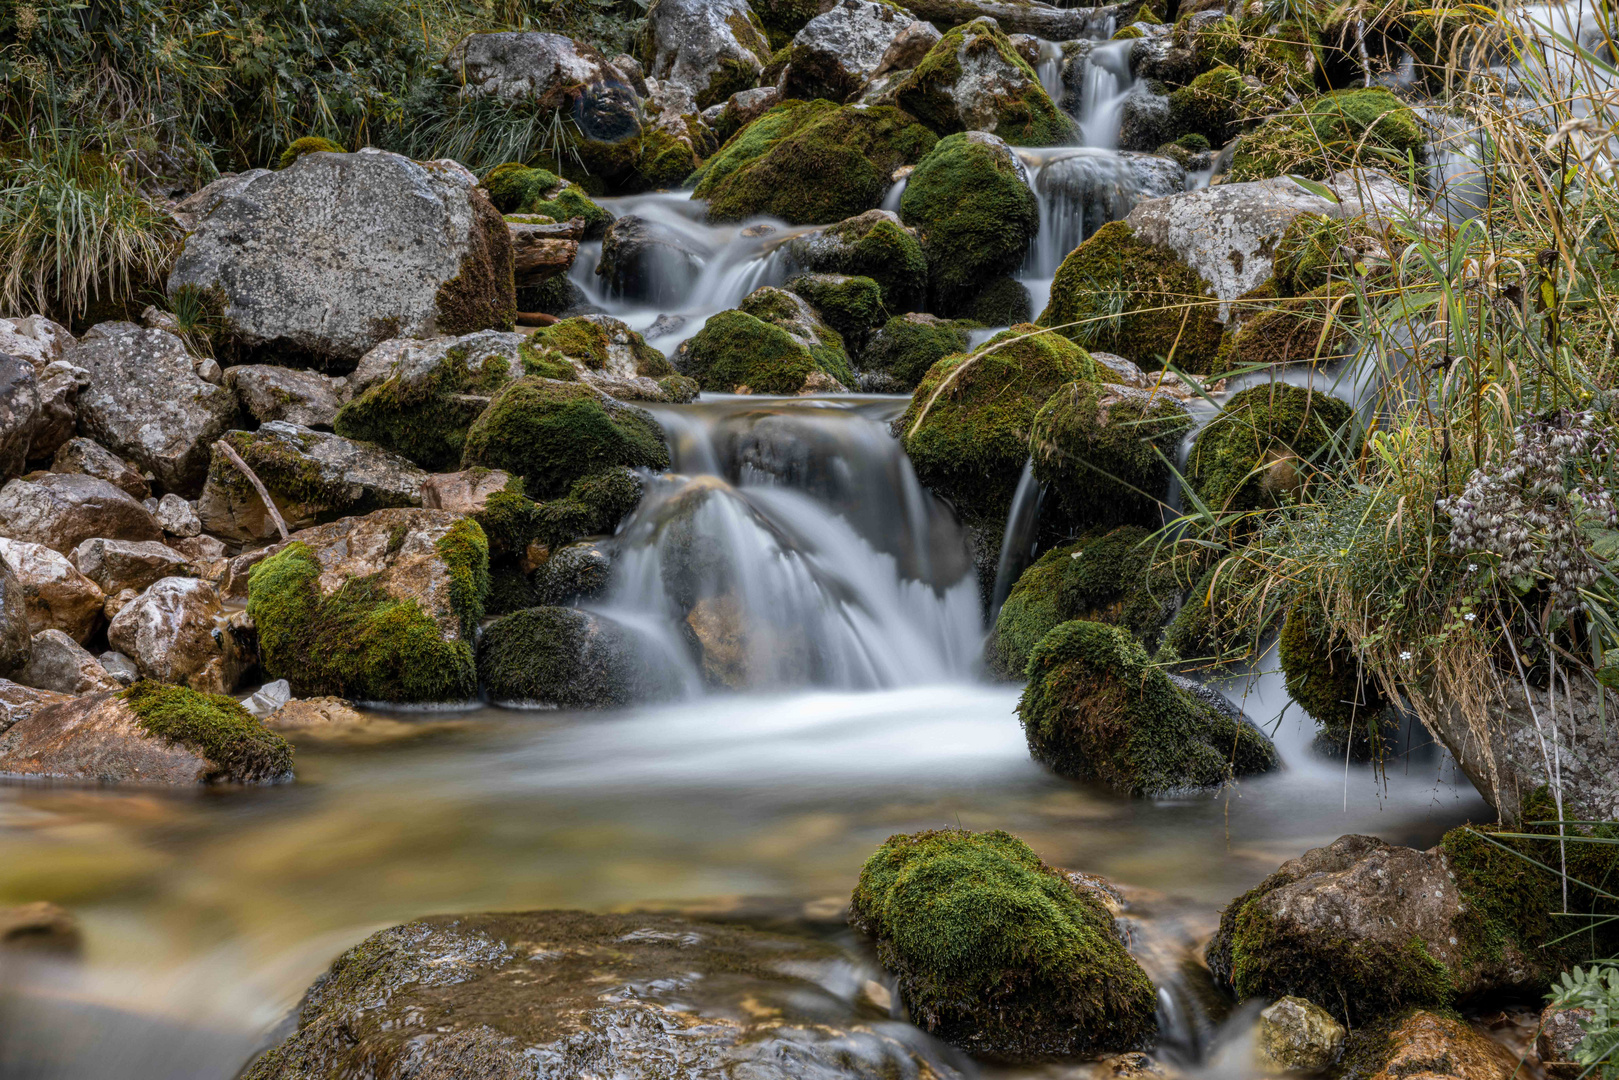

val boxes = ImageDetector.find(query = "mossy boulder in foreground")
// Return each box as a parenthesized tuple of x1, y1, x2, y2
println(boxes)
(1019, 620, 1277, 795)
(785, 273, 887, 356)
(477, 606, 682, 708)
(1184, 384, 1354, 514)
(859, 312, 970, 391)
(247, 510, 489, 704)
(848, 828, 1158, 1062)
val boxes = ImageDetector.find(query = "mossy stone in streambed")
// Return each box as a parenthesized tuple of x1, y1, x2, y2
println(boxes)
(121, 680, 293, 782)
(785, 273, 887, 357)
(892, 18, 1078, 147)
(1018, 620, 1277, 795)
(1165, 66, 1245, 144)
(477, 606, 679, 708)
(1030, 379, 1195, 530)
(1154, 560, 1265, 667)
(990, 526, 1182, 678)
(899, 131, 1038, 317)
(1184, 384, 1355, 514)
(859, 312, 970, 392)
(1215, 286, 1352, 370)
(677, 288, 854, 393)
(459, 378, 669, 501)
(1277, 602, 1390, 758)
(1038, 220, 1225, 375)
(481, 162, 613, 239)
(1227, 88, 1425, 184)
(787, 211, 929, 313)
(478, 469, 642, 615)
(848, 828, 1157, 1062)
(528, 316, 673, 378)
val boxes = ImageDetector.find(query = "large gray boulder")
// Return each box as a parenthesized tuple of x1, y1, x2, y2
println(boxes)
(224, 365, 342, 429)
(0, 562, 29, 679)
(167, 149, 515, 370)
(108, 576, 246, 693)
(0, 473, 162, 553)
(784, 1, 918, 103)
(0, 538, 105, 643)
(639, 0, 772, 112)
(16, 629, 120, 695)
(70, 322, 237, 495)
(0, 355, 39, 481)
(195, 423, 429, 545)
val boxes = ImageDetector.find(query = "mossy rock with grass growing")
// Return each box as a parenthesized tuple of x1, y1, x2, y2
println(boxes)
(896, 324, 1094, 529)
(1215, 286, 1352, 370)
(1246, 20, 1321, 94)
(1039, 220, 1225, 374)
(482, 163, 613, 240)
(460, 378, 669, 500)
(1030, 379, 1195, 530)
(692, 100, 938, 225)
(848, 828, 1158, 1061)
(122, 680, 293, 783)
(785, 274, 888, 356)
(528, 316, 674, 378)
(860, 313, 970, 391)
(1278, 602, 1389, 757)
(1184, 384, 1354, 513)
(1273, 212, 1354, 296)
(787, 211, 929, 313)
(277, 136, 345, 170)
(477, 606, 679, 708)
(893, 19, 1079, 147)
(990, 526, 1182, 677)
(1227, 88, 1425, 183)
(900, 132, 1038, 316)
(1154, 560, 1266, 667)
(1166, 66, 1246, 144)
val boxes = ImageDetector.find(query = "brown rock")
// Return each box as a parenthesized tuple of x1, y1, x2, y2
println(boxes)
(0, 537, 106, 643)
(108, 577, 244, 691)
(0, 472, 162, 553)
(509, 218, 581, 284)
(1370, 1012, 1521, 1080)
(686, 594, 746, 689)
(0, 558, 29, 678)
(220, 544, 285, 604)
(0, 901, 82, 956)
(420, 468, 514, 515)
(0, 679, 70, 735)
(1538, 1005, 1594, 1080)
(16, 629, 121, 694)
(103, 587, 138, 621)
(70, 537, 190, 595)
(51, 436, 149, 499)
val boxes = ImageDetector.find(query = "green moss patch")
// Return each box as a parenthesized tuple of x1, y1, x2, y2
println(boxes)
(848, 828, 1158, 1061)
(1184, 383, 1355, 513)
(894, 20, 1078, 146)
(1216, 287, 1352, 370)
(277, 136, 345, 170)
(861, 313, 969, 391)
(1278, 602, 1389, 756)
(482, 163, 612, 239)
(786, 274, 887, 356)
(333, 342, 515, 470)
(1167, 66, 1246, 144)
(477, 606, 664, 708)
(1227, 88, 1426, 183)
(528, 316, 673, 377)
(122, 680, 293, 783)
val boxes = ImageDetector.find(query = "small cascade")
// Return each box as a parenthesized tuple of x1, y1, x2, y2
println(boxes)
(1074, 39, 1138, 150)
(1035, 38, 1067, 104)
(880, 176, 908, 213)
(1021, 147, 1185, 276)
(989, 460, 1044, 619)
(1417, 107, 1489, 221)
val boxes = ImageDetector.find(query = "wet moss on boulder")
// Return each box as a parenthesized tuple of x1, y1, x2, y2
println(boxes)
(122, 680, 293, 783)
(848, 828, 1158, 1061)
(1184, 384, 1354, 513)
(1278, 602, 1389, 757)
(478, 606, 679, 708)
(786, 210, 929, 313)
(1039, 220, 1225, 374)
(1019, 620, 1278, 794)
(460, 378, 669, 500)
(785, 273, 887, 356)
(899, 131, 1038, 316)
(892, 18, 1079, 147)
(482, 163, 613, 239)
(1227, 88, 1425, 183)
(860, 312, 969, 391)
(966, 276, 1033, 326)
(1030, 379, 1195, 529)
(1155, 559, 1265, 667)
(692, 100, 938, 225)
(1166, 66, 1246, 144)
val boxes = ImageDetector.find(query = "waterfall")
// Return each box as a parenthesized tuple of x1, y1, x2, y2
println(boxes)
(1074, 40, 1138, 150)
(989, 460, 1044, 619)
(1021, 147, 1185, 276)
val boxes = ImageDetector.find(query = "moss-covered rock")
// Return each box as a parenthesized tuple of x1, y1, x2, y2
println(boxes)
(752, 0, 823, 49)
(786, 209, 929, 313)
(1019, 620, 1278, 794)
(991, 526, 1182, 677)
(1166, 66, 1246, 144)
(478, 606, 680, 707)
(1038, 220, 1225, 374)
(1278, 602, 1389, 757)
(1154, 559, 1265, 667)
(892, 18, 1079, 147)
(677, 286, 854, 393)
(277, 136, 345, 170)
(900, 131, 1038, 316)
(966, 276, 1033, 326)
(1184, 384, 1354, 513)
(692, 100, 937, 224)
(528, 315, 674, 378)
(1030, 380, 1194, 529)
(848, 828, 1158, 1061)
(785, 273, 887, 355)
(631, 123, 703, 191)
(1215, 287, 1352, 370)
(122, 680, 293, 783)
(482, 163, 613, 239)
(859, 312, 969, 391)
(1227, 88, 1426, 183)
(896, 325, 1094, 529)
(460, 378, 669, 500)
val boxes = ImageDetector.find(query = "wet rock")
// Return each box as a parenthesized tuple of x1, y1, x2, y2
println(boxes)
(109, 577, 246, 693)
(155, 493, 202, 538)
(0, 538, 105, 643)
(195, 423, 429, 545)
(30, 360, 91, 461)
(244, 908, 964, 1080)
(263, 695, 369, 732)
(51, 437, 149, 500)
(787, 209, 928, 314)
(1118, 84, 1172, 151)
(859, 312, 970, 392)
(0, 680, 67, 734)
(241, 679, 292, 718)
(98, 651, 139, 686)
(596, 214, 709, 303)
(69, 322, 237, 496)
(0, 474, 164, 554)
(0, 353, 40, 480)
(783, 1, 916, 103)
(1255, 996, 1345, 1073)
(1124, 178, 1338, 318)
(17, 629, 121, 695)
(420, 469, 515, 516)
(1359, 1011, 1521, 1080)
(0, 684, 293, 785)
(0, 314, 75, 370)
(224, 365, 342, 429)
(0, 902, 82, 956)
(891, 17, 1078, 146)
(1538, 1004, 1594, 1080)
(0, 560, 29, 678)
(478, 606, 682, 708)
(849, 829, 1157, 1062)
(531, 540, 613, 605)
(640, 0, 772, 112)
(168, 149, 515, 370)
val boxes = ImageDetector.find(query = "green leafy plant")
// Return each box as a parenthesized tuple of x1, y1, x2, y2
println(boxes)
(1550, 963, 1619, 1079)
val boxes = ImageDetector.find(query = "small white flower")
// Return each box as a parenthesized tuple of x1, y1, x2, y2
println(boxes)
(1070, 551, 1082, 559)
(1464, 612, 1476, 622)
(1468, 563, 1478, 572)
(1400, 651, 1413, 661)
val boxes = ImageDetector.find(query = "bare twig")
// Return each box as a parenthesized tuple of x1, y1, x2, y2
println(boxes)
(214, 440, 290, 541)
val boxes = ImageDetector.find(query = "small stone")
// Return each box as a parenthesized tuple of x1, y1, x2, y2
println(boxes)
(104, 588, 138, 622)
(155, 493, 202, 537)
(194, 357, 223, 384)
(242, 679, 293, 718)
(264, 695, 369, 731)
(108, 576, 245, 691)
(99, 651, 140, 686)
(1255, 995, 1346, 1074)
(1538, 1004, 1595, 1080)
(17, 629, 120, 695)
(0, 901, 82, 956)
(51, 436, 149, 500)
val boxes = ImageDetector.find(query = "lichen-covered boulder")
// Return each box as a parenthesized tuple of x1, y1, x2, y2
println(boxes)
(108, 577, 246, 693)
(482, 162, 613, 239)
(676, 287, 854, 394)
(1019, 619, 1278, 794)
(460, 379, 669, 500)
(0, 682, 292, 785)
(786, 209, 928, 312)
(247, 510, 489, 704)
(50, 437, 148, 500)
(16, 629, 120, 695)
(849, 828, 1158, 1061)
(595, 213, 710, 302)
(195, 423, 429, 545)
(0, 538, 105, 644)
(1039, 220, 1226, 373)
(0, 354, 39, 481)
(224, 365, 342, 429)
(1254, 996, 1346, 1074)
(1185, 384, 1354, 513)
(785, 274, 887, 356)
(692, 100, 938, 225)
(891, 17, 1078, 146)
(990, 526, 1181, 677)
(859, 312, 969, 391)
(478, 606, 683, 707)
(69, 323, 237, 495)
(782, 0, 917, 102)
(0, 561, 29, 679)
(900, 131, 1038, 316)
(167, 150, 516, 370)
(638, 0, 772, 112)
(243, 909, 963, 1080)
(70, 538, 190, 598)
(1227, 88, 1426, 184)
(0, 473, 161, 553)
